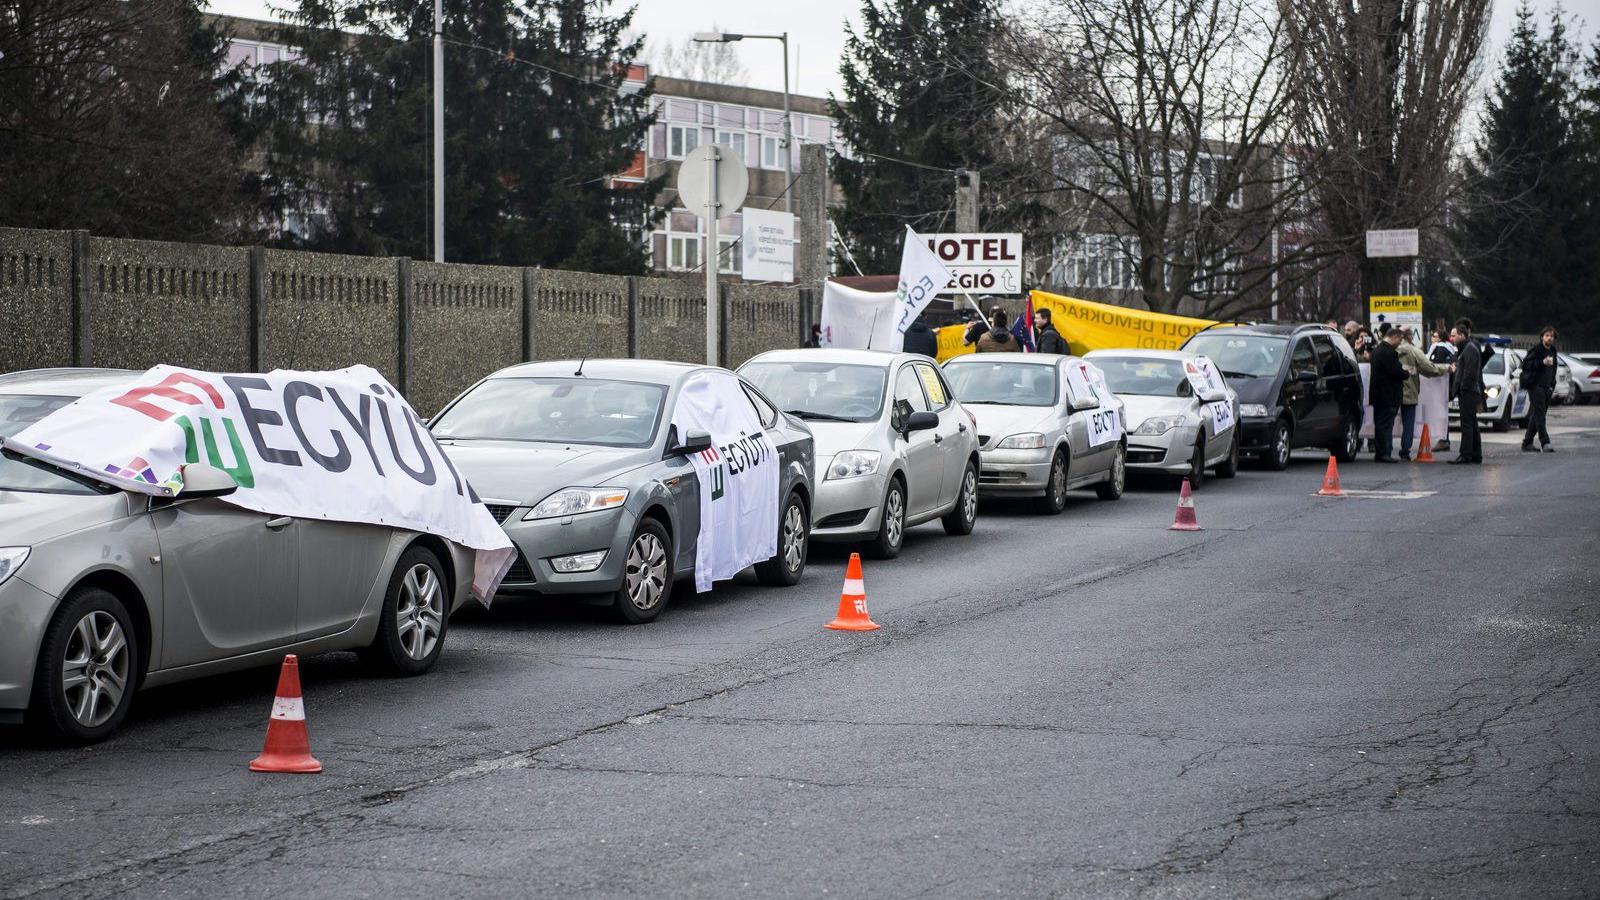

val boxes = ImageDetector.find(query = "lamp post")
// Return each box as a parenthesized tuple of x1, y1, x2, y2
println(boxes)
(432, 0, 444, 262)
(692, 31, 790, 214)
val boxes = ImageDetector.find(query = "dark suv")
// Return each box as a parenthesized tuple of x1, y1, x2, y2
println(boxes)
(1181, 324, 1362, 469)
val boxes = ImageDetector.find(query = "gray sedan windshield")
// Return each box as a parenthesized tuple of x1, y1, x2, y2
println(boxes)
(944, 362, 1057, 406)
(432, 377, 667, 447)
(1095, 357, 1192, 397)
(741, 362, 886, 422)
(0, 394, 110, 495)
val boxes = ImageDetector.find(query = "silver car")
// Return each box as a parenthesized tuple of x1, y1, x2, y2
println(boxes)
(738, 349, 979, 560)
(0, 369, 475, 743)
(432, 360, 814, 624)
(941, 352, 1127, 514)
(1084, 349, 1240, 487)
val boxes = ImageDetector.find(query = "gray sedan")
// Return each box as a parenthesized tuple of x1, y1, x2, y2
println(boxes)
(1084, 350, 1240, 487)
(941, 353, 1126, 514)
(0, 369, 475, 743)
(431, 360, 814, 624)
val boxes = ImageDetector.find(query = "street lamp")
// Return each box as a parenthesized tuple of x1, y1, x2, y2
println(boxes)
(692, 31, 791, 214)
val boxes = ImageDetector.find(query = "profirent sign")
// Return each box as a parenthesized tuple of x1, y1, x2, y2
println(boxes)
(1368, 295, 1424, 334)
(922, 233, 1023, 296)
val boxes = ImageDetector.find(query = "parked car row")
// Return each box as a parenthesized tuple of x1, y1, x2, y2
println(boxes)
(0, 323, 1348, 742)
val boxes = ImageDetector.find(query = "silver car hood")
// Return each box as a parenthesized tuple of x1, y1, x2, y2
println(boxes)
(439, 441, 656, 505)
(0, 490, 130, 546)
(804, 421, 879, 459)
(1120, 395, 1197, 429)
(966, 404, 1057, 441)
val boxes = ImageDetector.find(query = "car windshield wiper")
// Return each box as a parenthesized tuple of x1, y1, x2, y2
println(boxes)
(1219, 370, 1258, 379)
(785, 409, 857, 422)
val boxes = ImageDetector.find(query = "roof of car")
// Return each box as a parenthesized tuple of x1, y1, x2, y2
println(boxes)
(1195, 322, 1336, 338)
(488, 358, 710, 383)
(942, 351, 1068, 366)
(742, 348, 922, 367)
(0, 367, 139, 397)
(1082, 349, 1194, 362)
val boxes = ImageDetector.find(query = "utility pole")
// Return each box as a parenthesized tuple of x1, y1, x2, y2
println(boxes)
(703, 146, 722, 366)
(432, 0, 444, 262)
(955, 168, 980, 232)
(796, 144, 829, 297)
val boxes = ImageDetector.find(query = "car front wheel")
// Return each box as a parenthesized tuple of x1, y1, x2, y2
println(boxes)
(941, 462, 978, 535)
(611, 520, 673, 624)
(363, 545, 449, 676)
(1095, 444, 1126, 500)
(32, 588, 139, 743)
(1035, 450, 1069, 515)
(866, 478, 906, 560)
(1215, 429, 1239, 479)
(755, 492, 808, 586)
(1187, 434, 1207, 489)
(1264, 420, 1291, 470)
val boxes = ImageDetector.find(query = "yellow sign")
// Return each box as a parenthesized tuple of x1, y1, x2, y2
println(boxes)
(1369, 295, 1423, 314)
(1030, 290, 1216, 356)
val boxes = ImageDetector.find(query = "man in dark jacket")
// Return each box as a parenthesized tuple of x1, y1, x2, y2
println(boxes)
(1033, 308, 1069, 354)
(1368, 328, 1407, 462)
(1520, 326, 1559, 452)
(903, 319, 938, 358)
(1448, 321, 1481, 464)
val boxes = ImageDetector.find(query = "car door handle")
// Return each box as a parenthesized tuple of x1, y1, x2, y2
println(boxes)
(265, 516, 294, 530)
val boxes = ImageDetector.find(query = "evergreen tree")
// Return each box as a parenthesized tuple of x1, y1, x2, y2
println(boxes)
(1455, 4, 1588, 337)
(829, 0, 1030, 274)
(259, 0, 661, 272)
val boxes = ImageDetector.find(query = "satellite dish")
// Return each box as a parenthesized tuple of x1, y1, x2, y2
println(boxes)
(677, 145, 749, 216)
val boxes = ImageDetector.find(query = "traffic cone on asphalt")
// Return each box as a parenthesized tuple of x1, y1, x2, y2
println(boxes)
(1317, 456, 1344, 497)
(1169, 478, 1202, 531)
(1416, 425, 1435, 463)
(825, 553, 880, 632)
(249, 655, 323, 774)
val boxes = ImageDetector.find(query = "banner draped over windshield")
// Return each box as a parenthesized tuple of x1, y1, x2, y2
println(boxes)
(671, 371, 780, 592)
(3, 365, 514, 603)
(1031, 290, 1217, 355)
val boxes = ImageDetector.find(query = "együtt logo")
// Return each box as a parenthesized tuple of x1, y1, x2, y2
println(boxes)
(697, 431, 772, 503)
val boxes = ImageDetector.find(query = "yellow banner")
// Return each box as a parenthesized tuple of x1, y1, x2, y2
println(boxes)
(1030, 290, 1216, 356)
(935, 324, 976, 362)
(1368, 295, 1422, 314)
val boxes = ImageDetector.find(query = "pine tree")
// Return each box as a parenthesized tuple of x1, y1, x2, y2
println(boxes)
(258, 0, 661, 272)
(1455, 4, 1585, 336)
(829, 0, 1030, 273)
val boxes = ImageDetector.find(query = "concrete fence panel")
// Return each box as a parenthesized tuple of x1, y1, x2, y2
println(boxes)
(262, 248, 399, 384)
(409, 260, 523, 416)
(87, 237, 251, 373)
(636, 276, 708, 365)
(0, 227, 73, 373)
(725, 283, 801, 368)
(531, 270, 629, 362)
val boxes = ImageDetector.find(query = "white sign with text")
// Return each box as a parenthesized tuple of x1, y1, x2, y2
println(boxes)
(741, 208, 794, 282)
(923, 233, 1024, 295)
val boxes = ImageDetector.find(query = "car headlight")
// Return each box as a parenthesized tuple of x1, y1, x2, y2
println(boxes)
(1132, 415, 1186, 436)
(826, 450, 882, 480)
(1238, 403, 1269, 418)
(0, 547, 29, 587)
(1487, 385, 1502, 400)
(995, 432, 1046, 450)
(524, 487, 629, 520)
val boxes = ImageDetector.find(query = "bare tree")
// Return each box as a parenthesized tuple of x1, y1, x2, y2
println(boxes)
(648, 26, 749, 84)
(1280, 0, 1491, 304)
(993, 0, 1322, 318)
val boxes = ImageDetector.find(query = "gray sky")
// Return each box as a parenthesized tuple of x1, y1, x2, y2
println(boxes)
(208, 0, 1600, 101)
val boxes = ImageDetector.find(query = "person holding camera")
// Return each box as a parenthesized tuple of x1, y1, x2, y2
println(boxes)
(1520, 326, 1559, 453)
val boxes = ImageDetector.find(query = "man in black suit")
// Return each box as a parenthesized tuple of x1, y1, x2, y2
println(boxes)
(1448, 321, 1481, 464)
(1368, 327, 1407, 462)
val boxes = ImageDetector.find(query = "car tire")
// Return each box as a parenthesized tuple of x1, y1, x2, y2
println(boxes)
(611, 519, 674, 624)
(1263, 419, 1291, 470)
(1330, 416, 1359, 463)
(1034, 450, 1069, 515)
(1095, 443, 1126, 500)
(754, 492, 808, 587)
(1187, 434, 1206, 489)
(1491, 403, 1511, 432)
(1215, 429, 1239, 479)
(866, 478, 906, 560)
(941, 461, 978, 535)
(362, 545, 449, 676)
(31, 588, 140, 744)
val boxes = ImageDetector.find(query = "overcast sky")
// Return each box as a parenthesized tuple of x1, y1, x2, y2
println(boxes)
(209, 0, 1600, 100)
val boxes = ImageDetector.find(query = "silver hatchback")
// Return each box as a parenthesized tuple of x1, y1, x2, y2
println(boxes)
(0, 369, 475, 743)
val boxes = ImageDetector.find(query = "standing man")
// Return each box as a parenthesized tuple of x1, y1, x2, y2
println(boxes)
(1449, 321, 1481, 465)
(902, 318, 938, 358)
(1520, 326, 1559, 452)
(1368, 327, 1407, 463)
(975, 308, 1018, 352)
(1034, 308, 1068, 354)
(1396, 328, 1448, 460)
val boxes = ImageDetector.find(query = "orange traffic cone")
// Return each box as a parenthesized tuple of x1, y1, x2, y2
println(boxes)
(249, 655, 323, 774)
(825, 553, 880, 631)
(1317, 456, 1344, 497)
(1169, 478, 1201, 531)
(1415, 424, 1435, 463)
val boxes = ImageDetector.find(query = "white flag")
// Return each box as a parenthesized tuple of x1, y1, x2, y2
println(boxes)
(893, 226, 953, 335)
(818, 281, 902, 351)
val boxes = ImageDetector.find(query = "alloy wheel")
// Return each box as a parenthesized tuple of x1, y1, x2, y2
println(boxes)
(781, 503, 806, 572)
(960, 468, 978, 525)
(625, 532, 668, 610)
(1113, 447, 1126, 493)
(1276, 425, 1290, 467)
(1050, 455, 1067, 506)
(395, 563, 444, 661)
(60, 611, 129, 729)
(885, 487, 904, 549)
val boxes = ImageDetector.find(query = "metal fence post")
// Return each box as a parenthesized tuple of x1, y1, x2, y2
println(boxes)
(627, 276, 640, 358)
(396, 257, 413, 396)
(70, 230, 91, 366)
(521, 267, 537, 361)
(248, 246, 267, 370)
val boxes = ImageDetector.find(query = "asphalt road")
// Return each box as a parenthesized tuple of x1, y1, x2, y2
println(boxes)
(3, 406, 1597, 899)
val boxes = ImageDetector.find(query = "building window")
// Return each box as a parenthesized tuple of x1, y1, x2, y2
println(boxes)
(668, 124, 699, 159)
(715, 130, 745, 159)
(760, 134, 787, 171)
(668, 234, 701, 271)
(718, 236, 741, 275)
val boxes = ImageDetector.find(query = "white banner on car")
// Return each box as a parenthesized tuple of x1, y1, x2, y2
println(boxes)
(1064, 360, 1124, 448)
(819, 281, 903, 351)
(2, 365, 515, 603)
(1182, 355, 1234, 434)
(670, 370, 779, 592)
(893, 226, 954, 335)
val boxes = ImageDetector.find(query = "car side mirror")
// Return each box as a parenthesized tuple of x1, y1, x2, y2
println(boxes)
(670, 428, 713, 456)
(904, 410, 940, 434)
(1296, 370, 1318, 383)
(1198, 388, 1227, 404)
(1071, 396, 1099, 412)
(180, 463, 237, 499)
